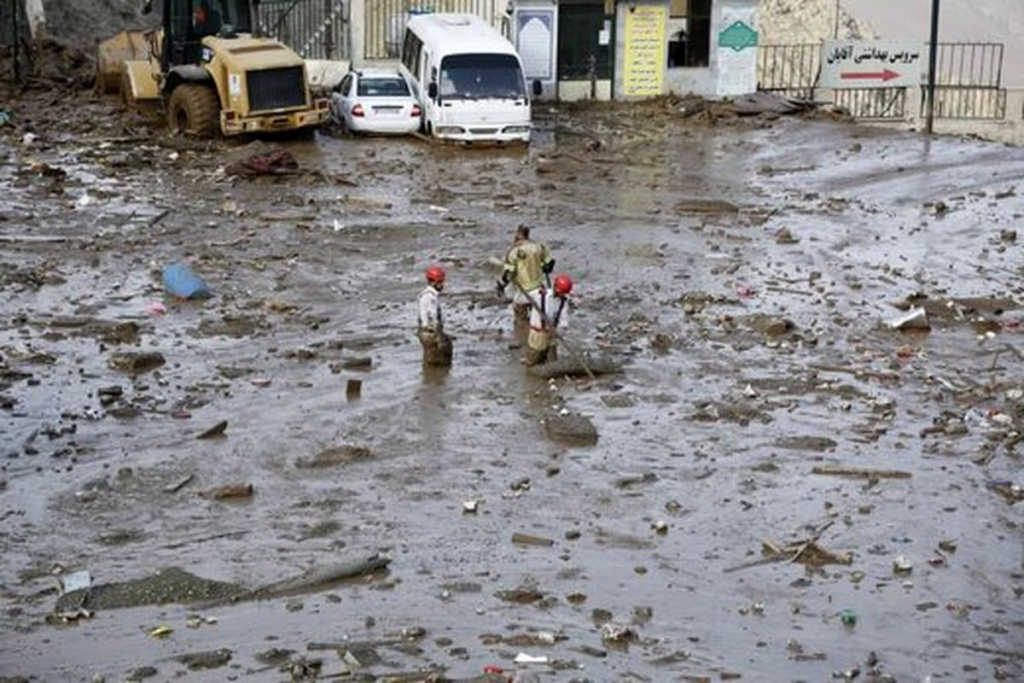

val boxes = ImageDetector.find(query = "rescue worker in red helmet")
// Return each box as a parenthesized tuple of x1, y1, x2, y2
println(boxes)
(417, 265, 453, 367)
(525, 273, 572, 366)
(496, 225, 555, 339)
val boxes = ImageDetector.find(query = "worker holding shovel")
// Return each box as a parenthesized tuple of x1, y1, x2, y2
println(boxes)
(525, 274, 573, 366)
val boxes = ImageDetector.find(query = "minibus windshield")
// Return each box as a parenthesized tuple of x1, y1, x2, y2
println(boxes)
(439, 54, 525, 101)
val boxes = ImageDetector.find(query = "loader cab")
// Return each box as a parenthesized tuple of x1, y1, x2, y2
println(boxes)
(147, 0, 254, 68)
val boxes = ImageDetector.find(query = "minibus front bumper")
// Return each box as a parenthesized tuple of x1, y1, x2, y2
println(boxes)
(433, 123, 531, 144)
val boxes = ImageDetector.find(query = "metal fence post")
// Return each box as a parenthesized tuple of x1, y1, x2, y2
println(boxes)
(925, 0, 941, 134)
(12, 0, 21, 84)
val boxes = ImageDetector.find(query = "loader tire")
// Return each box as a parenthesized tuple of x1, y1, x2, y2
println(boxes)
(167, 84, 220, 138)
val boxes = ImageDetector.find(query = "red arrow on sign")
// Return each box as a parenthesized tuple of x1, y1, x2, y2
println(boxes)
(840, 68, 902, 82)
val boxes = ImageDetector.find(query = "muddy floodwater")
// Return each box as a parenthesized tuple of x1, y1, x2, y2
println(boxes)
(1, 95, 1023, 682)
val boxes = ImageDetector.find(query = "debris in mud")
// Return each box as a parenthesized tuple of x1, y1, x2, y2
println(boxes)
(224, 143, 300, 178)
(774, 436, 837, 452)
(613, 472, 658, 489)
(673, 198, 740, 214)
(200, 483, 253, 500)
(54, 567, 246, 612)
(892, 555, 913, 575)
(544, 412, 598, 445)
(295, 445, 373, 468)
(601, 622, 638, 646)
(692, 400, 771, 426)
(127, 665, 159, 680)
(741, 314, 795, 337)
(987, 481, 1024, 504)
(176, 649, 232, 670)
(330, 356, 373, 372)
(761, 538, 852, 568)
(196, 421, 228, 440)
(163, 474, 195, 493)
(255, 648, 295, 665)
(251, 554, 391, 597)
(775, 227, 800, 244)
(811, 465, 911, 480)
(887, 307, 930, 331)
(731, 92, 819, 117)
(46, 318, 140, 345)
(107, 351, 165, 375)
(497, 580, 547, 604)
(895, 294, 1019, 322)
(58, 570, 93, 594)
(198, 315, 264, 338)
(512, 533, 556, 548)
(528, 356, 621, 379)
(726, 521, 851, 573)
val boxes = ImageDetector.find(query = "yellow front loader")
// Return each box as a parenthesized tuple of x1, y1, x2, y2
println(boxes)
(97, 0, 328, 137)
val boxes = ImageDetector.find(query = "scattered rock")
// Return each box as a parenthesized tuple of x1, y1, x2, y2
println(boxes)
(176, 649, 232, 671)
(196, 421, 228, 440)
(544, 413, 598, 445)
(200, 483, 253, 500)
(774, 436, 838, 452)
(775, 227, 800, 244)
(295, 446, 373, 468)
(108, 352, 165, 375)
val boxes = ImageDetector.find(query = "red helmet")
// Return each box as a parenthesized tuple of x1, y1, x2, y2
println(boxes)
(553, 274, 573, 296)
(425, 265, 446, 284)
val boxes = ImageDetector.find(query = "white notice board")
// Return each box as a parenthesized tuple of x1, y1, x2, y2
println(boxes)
(821, 40, 924, 89)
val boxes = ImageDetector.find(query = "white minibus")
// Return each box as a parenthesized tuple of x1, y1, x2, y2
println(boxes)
(399, 14, 537, 144)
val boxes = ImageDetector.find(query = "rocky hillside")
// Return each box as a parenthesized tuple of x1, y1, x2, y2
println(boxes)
(41, 0, 156, 48)
(759, 0, 876, 44)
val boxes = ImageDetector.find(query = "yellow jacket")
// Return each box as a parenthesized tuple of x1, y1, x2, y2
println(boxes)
(503, 239, 552, 293)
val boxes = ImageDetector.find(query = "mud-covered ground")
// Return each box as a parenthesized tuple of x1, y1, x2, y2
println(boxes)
(1, 88, 1023, 682)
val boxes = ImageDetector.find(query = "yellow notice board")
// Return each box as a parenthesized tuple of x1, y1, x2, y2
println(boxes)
(623, 5, 667, 97)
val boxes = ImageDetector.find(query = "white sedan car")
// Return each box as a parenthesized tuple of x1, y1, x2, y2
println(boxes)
(329, 69, 421, 135)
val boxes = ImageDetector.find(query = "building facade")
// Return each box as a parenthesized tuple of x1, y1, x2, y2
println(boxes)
(509, 0, 758, 100)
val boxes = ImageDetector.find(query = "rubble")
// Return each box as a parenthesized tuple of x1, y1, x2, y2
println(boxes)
(3, 42, 1023, 681)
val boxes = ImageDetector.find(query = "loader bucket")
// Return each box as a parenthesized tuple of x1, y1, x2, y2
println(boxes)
(95, 30, 152, 94)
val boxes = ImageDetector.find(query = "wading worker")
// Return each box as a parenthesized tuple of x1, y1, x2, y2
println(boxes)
(496, 225, 555, 332)
(526, 274, 572, 366)
(417, 265, 453, 367)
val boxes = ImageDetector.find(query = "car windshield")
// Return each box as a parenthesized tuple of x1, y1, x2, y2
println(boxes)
(357, 77, 411, 97)
(439, 54, 525, 101)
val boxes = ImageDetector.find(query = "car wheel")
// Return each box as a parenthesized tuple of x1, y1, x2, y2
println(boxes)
(167, 84, 220, 138)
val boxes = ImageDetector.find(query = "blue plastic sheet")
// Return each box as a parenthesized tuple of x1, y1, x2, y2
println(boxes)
(162, 263, 212, 300)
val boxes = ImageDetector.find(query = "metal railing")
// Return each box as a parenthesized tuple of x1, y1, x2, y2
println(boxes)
(932, 42, 1002, 87)
(835, 88, 907, 120)
(757, 41, 1008, 123)
(922, 87, 1007, 120)
(365, 0, 498, 60)
(259, 0, 350, 60)
(923, 42, 1006, 120)
(757, 43, 820, 99)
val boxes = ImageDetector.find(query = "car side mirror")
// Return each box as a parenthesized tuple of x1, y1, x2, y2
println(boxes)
(140, 0, 152, 15)
(532, 79, 542, 97)
(428, 81, 438, 100)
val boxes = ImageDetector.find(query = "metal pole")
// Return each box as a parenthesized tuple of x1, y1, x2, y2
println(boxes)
(833, 0, 840, 39)
(925, 0, 941, 134)
(13, 0, 21, 84)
